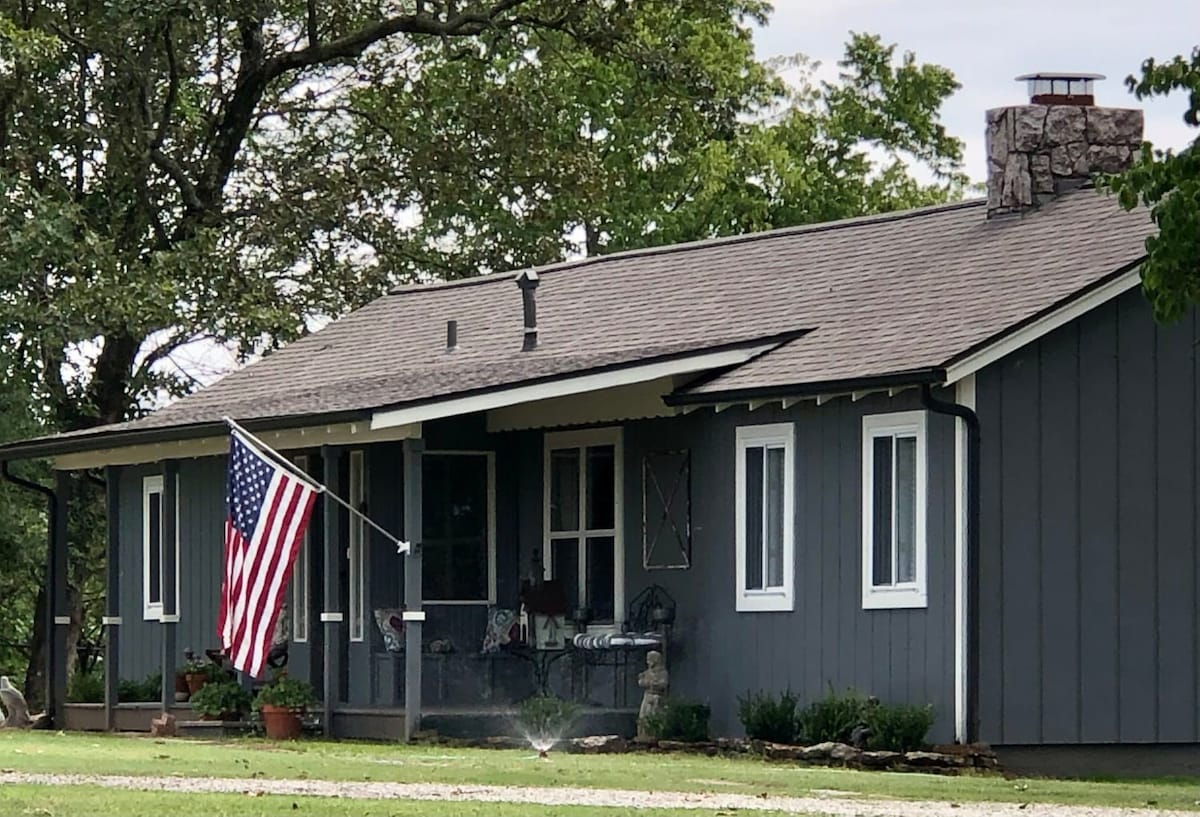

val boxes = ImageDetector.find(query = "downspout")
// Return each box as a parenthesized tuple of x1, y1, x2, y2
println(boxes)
(920, 384, 981, 744)
(1, 461, 58, 726)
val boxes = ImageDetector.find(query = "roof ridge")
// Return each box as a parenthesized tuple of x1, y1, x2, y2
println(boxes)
(388, 197, 986, 295)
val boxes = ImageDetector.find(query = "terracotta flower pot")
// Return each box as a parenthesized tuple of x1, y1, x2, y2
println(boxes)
(260, 704, 303, 740)
(184, 673, 208, 696)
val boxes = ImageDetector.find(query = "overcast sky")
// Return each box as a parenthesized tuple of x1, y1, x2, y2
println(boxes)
(753, 0, 1199, 183)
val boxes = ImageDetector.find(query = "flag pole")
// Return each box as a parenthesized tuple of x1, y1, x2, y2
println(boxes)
(222, 417, 412, 554)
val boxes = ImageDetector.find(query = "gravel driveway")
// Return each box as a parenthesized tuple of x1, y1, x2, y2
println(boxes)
(0, 771, 1187, 817)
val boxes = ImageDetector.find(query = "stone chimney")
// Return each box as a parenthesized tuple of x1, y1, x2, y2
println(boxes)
(986, 73, 1143, 217)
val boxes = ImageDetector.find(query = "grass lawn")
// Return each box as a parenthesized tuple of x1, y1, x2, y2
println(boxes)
(0, 784, 795, 817)
(0, 731, 1196, 812)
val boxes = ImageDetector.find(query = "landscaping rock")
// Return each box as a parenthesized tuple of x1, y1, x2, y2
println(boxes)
(149, 712, 177, 738)
(569, 735, 628, 754)
(860, 750, 903, 769)
(798, 741, 837, 761)
(828, 743, 862, 766)
(903, 750, 969, 768)
(714, 737, 750, 755)
(760, 741, 803, 761)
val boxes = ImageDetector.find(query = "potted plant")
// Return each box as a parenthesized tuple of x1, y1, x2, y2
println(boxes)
(254, 675, 316, 740)
(181, 652, 216, 697)
(189, 679, 251, 721)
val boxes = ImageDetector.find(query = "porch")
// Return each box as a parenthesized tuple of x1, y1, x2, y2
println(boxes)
(46, 403, 690, 741)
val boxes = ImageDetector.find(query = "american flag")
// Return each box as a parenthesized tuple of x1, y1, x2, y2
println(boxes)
(219, 431, 319, 678)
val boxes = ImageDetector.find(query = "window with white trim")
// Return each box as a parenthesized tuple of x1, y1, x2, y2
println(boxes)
(291, 455, 311, 643)
(348, 450, 366, 641)
(544, 428, 623, 626)
(862, 411, 928, 609)
(142, 475, 180, 621)
(422, 451, 497, 604)
(735, 424, 795, 612)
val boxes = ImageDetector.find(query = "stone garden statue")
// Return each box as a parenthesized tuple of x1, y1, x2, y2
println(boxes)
(0, 676, 32, 728)
(636, 650, 669, 741)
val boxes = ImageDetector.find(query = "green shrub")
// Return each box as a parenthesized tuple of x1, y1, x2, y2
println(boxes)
(253, 675, 317, 713)
(118, 672, 162, 703)
(796, 687, 867, 744)
(67, 669, 105, 703)
(865, 702, 934, 752)
(644, 700, 710, 742)
(517, 695, 579, 739)
(190, 680, 252, 719)
(737, 689, 800, 743)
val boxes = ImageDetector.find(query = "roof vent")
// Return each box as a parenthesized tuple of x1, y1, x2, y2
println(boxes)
(1016, 72, 1104, 106)
(516, 270, 539, 351)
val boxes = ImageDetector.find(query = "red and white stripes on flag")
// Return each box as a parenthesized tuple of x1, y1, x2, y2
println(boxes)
(218, 431, 318, 678)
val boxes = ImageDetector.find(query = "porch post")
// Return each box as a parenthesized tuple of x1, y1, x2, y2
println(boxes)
(159, 461, 179, 712)
(103, 465, 121, 730)
(321, 447, 342, 736)
(402, 438, 424, 741)
(49, 470, 70, 725)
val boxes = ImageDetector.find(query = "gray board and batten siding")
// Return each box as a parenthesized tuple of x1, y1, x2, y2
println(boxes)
(977, 285, 1200, 746)
(622, 393, 956, 741)
(114, 396, 958, 740)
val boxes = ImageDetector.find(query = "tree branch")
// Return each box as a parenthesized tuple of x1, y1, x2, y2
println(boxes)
(151, 22, 179, 152)
(306, 0, 319, 48)
(150, 148, 203, 213)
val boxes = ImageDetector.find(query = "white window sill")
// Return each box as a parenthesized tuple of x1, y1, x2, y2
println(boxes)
(143, 605, 162, 622)
(736, 590, 794, 613)
(862, 586, 927, 610)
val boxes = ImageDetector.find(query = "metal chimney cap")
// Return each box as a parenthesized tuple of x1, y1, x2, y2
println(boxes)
(1015, 72, 1106, 106)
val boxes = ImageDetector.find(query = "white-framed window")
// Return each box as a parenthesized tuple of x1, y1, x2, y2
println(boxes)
(735, 424, 795, 612)
(291, 455, 311, 643)
(543, 428, 623, 627)
(862, 411, 928, 610)
(142, 474, 180, 621)
(422, 451, 497, 605)
(348, 450, 366, 642)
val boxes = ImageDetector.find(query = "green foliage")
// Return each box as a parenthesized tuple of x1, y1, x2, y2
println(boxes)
(796, 687, 867, 744)
(737, 689, 800, 743)
(643, 700, 711, 742)
(253, 675, 317, 713)
(66, 668, 105, 704)
(1102, 45, 1200, 322)
(117, 672, 162, 703)
(189, 680, 252, 720)
(864, 701, 934, 753)
(517, 695, 579, 738)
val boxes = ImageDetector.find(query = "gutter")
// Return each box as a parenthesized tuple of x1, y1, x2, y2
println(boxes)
(0, 409, 371, 463)
(663, 367, 946, 407)
(1, 461, 59, 726)
(920, 384, 981, 744)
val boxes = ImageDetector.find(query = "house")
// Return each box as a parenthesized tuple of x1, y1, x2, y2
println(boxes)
(0, 74, 1185, 770)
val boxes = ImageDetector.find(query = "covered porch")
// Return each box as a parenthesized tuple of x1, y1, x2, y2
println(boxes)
(45, 374, 692, 740)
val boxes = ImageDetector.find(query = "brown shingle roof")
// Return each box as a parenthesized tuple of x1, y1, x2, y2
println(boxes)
(0, 187, 1153, 456)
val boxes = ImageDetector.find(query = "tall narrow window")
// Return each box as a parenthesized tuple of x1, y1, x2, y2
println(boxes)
(142, 474, 179, 621)
(735, 424, 795, 612)
(348, 450, 366, 641)
(862, 411, 928, 609)
(422, 451, 496, 604)
(292, 455, 311, 643)
(544, 428, 622, 627)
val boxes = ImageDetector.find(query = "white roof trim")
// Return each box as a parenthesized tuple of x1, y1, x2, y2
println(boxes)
(53, 420, 422, 471)
(370, 344, 778, 430)
(944, 269, 1140, 385)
